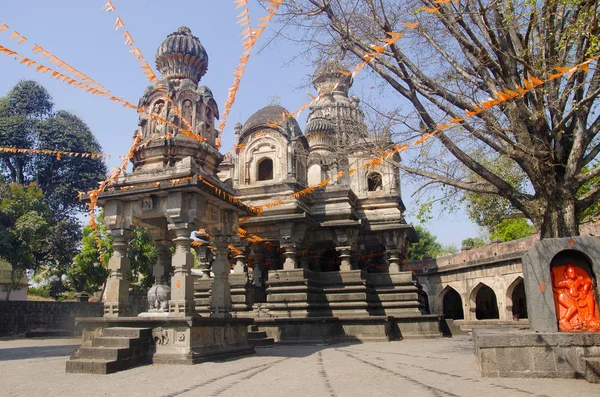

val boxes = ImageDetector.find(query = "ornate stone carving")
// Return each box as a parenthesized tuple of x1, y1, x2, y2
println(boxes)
(147, 284, 171, 312)
(552, 263, 600, 331)
(152, 327, 169, 345)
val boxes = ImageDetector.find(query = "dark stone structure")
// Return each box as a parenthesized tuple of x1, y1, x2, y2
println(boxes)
(0, 301, 103, 336)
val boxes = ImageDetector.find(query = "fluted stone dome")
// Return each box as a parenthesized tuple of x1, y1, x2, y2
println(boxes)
(305, 117, 334, 134)
(312, 60, 352, 94)
(241, 104, 302, 139)
(156, 26, 208, 83)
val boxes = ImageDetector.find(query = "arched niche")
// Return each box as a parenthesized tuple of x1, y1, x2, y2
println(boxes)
(367, 172, 383, 192)
(441, 286, 464, 320)
(506, 277, 528, 320)
(471, 283, 499, 320)
(257, 158, 273, 181)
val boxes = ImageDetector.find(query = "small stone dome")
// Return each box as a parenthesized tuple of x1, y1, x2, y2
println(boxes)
(312, 60, 352, 94)
(241, 104, 302, 138)
(305, 117, 334, 134)
(156, 26, 208, 83)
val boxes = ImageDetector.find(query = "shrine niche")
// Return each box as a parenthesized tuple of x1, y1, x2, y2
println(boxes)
(522, 237, 600, 332)
(550, 250, 600, 332)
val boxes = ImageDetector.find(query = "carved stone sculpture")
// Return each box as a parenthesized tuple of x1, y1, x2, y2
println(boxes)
(147, 284, 171, 312)
(552, 263, 600, 331)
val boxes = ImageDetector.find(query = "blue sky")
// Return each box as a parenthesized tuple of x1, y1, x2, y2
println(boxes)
(0, 0, 478, 247)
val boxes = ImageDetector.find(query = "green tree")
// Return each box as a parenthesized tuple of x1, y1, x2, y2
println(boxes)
(0, 81, 106, 217)
(408, 225, 442, 260)
(461, 237, 487, 250)
(0, 183, 52, 299)
(490, 218, 536, 242)
(68, 214, 112, 296)
(279, 0, 600, 238)
(68, 214, 157, 296)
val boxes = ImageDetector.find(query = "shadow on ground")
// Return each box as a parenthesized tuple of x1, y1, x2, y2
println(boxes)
(0, 344, 79, 361)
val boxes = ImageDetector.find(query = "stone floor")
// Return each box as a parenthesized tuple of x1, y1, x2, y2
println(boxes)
(1, 336, 598, 396)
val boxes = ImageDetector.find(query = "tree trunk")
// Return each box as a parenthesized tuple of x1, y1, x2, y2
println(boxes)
(528, 194, 580, 239)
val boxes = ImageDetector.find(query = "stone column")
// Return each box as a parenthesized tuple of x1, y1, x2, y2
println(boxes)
(282, 243, 298, 270)
(196, 245, 213, 279)
(386, 249, 402, 273)
(168, 224, 196, 316)
(104, 229, 132, 317)
(153, 241, 172, 285)
(211, 234, 232, 317)
(336, 246, 353, 271)
(251, 244, 265, 287)
(233, 248, 247, 274)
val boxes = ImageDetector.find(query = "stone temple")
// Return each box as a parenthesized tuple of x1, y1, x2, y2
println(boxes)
(196, 57, 442, 340)
(67, 26, 441, 374)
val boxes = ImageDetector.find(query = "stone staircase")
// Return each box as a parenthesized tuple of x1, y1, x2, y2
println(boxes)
(66, 327, 153, 374)
(247, 325, 275, 347)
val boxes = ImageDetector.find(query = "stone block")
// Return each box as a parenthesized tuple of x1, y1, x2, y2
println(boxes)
(583, 357, 600, 383)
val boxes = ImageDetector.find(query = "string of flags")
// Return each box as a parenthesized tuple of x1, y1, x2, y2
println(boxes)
(0, 146, 109, 161)
(218, 0, 283, 134)
(102, 0, 158, 83)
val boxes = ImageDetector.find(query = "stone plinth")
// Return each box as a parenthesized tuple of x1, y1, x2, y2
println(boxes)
(73, 316, 254, 365)
(473, 328, 600, 380)
(367, 272, 422, 316)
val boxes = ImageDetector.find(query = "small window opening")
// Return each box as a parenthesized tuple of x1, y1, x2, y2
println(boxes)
(368, 173, 382, 191)
(258, 158, 273, 181)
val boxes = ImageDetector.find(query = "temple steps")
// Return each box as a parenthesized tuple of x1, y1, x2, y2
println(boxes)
(247, 325, 275, 347)
(66, 327, 153, 375)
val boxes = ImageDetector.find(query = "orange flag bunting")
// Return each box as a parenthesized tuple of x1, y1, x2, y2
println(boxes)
(0, 23, 8, 32)
(103, 1, 116, 12)
(114, 16, 125, 30)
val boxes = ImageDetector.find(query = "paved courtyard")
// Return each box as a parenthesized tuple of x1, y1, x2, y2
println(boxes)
(0, 336, 598, 396)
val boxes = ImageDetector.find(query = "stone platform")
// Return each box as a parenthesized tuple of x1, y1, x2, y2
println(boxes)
(473, 328, 600, 382)
(70, 316, 254, 370)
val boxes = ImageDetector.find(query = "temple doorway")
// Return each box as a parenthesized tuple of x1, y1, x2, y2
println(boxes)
(442, 287, 464, 320)
(508, 278, 528, 320)
(475, 284, 499, 320)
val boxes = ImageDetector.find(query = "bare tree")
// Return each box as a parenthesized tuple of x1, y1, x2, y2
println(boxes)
(274, 0, 600, 238)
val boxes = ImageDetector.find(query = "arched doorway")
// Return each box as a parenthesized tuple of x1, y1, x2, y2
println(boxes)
(474, 284, 499, 319)
(507, 278, 528, 320)
(442, 287, 464, 320)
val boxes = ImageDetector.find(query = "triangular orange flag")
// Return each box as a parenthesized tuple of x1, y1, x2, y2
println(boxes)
(114, 16, 125, 30)
(16, 36, 27, 45)
(9, 31, 19, 40)
(0, 24, 8, 32)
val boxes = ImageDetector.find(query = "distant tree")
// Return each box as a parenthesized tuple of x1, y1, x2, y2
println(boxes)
(0, 81, 106, 217)
(408, 225, 442, 260)
(0, 183, 52, 300)
(69, 213, 112, 296)
(0, 81, 107, 294)
(68, 213, 157, 297)
(438, 243, 459, 256)
(490, 218, 536, 242)
(461, 237, 487, 250)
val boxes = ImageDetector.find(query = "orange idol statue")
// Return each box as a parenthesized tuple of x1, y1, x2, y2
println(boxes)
(551, 263, 600, 331)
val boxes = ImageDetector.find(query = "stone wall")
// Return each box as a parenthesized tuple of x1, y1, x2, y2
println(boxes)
(0, 300, 103, 336)
(406, 223, 600, 324)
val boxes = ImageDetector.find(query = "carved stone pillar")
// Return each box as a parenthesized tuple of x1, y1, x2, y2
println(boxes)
(387, 249, 402, 273)
(251, 244, 265, 287)
(153, 241, 172, 285)
(282, 243, 298, 270)
(211, 234, 232, 317)
(168, 224, 196, 316)
(104, 229, 132, 317)
(196, 245, 213, 279)
(336, 246, 353, 271)
(233, 247, 247, 274)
